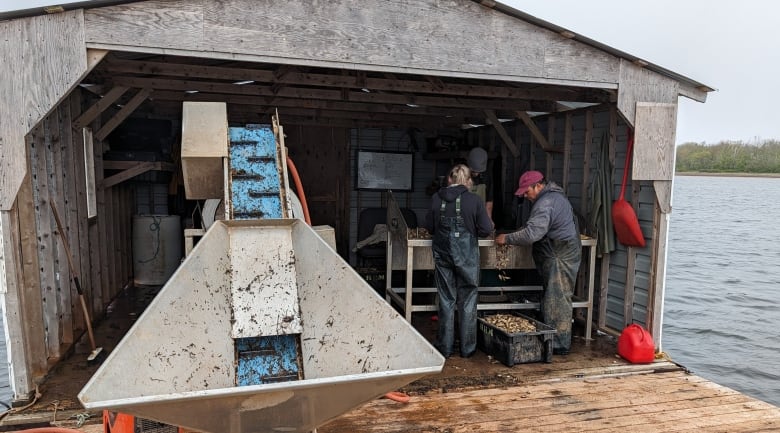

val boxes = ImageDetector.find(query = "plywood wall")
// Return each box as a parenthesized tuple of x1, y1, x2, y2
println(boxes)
(2, 89, 134, 399)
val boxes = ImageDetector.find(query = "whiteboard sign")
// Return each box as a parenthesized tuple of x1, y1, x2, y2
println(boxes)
(356, 151, 414, 191)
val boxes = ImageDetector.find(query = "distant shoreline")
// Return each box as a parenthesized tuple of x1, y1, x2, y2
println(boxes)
(676, 172, 780, 178)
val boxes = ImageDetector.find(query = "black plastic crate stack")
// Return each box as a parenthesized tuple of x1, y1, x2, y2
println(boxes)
(477, 312, 556, 366)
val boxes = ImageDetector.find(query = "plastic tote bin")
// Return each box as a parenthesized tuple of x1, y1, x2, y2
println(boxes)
(477, 313, 557, 366)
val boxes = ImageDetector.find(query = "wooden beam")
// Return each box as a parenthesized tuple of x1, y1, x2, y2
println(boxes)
(86, 48, 108, 70)
(151, 90, 508, 118)
(484, 109, 519, 157)
(104, 59, 610, 103)
(103, 160, 175, 171)
(111, 76, 552, 111)
(649, 199, 670, 348)
(16, 170, 49, 381)
(101, 161, 161, 188)
(83, 128, 97, 218)
(0, 209, 35, 401)
(72, 86, 129, 129)
(516, 111, 554, 151)
(94, 88, 152, 141)
(580, 110, 593, 216)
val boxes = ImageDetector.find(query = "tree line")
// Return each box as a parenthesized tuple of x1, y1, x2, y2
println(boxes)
(676, 140, 780, 173)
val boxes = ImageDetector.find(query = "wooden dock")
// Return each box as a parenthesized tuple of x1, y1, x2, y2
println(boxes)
(319, 370, 780, 433)
(2, 294, 779, 432)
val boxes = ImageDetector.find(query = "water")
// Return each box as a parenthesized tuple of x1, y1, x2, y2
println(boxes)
(663, 175, 780, 407)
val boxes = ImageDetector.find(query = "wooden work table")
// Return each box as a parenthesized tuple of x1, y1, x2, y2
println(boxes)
(384, 192, 597, 339)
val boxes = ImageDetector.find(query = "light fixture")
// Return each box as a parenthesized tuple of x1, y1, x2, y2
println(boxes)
(233, 80, 254, 85)
(184, 90, 199, 94)
(406, 103, 419, 108)
(361, 88, 371, 93)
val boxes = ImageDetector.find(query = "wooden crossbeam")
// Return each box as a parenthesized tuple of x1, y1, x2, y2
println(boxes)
(95, 88, 152, 141)
(101, 161, 172, 188)
(151, 90, 509, 119)
(484, 109, 519, 157)
(72, 86, 129, 129)
(516, 110, 563, 153)
(111, 76, 552, 111)
(104, 58, 608, 102)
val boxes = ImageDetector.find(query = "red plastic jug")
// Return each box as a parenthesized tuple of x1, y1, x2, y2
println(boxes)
(617, 324, 655, 363)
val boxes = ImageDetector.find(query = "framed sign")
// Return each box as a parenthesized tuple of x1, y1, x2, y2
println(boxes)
(356, 151, 414, 191)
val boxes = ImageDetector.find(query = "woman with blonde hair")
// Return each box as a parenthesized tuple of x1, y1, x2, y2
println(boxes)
(423, 164, 493, 358)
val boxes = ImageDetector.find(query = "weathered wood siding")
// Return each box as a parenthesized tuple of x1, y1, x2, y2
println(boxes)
(0, 90, 134, 401)
(83, 0, 620, 87)
(0, 10, 88, 210)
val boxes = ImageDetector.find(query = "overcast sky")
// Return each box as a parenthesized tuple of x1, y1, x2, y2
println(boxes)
(506, 1, 778, 145)
(2, 0, 775, 145)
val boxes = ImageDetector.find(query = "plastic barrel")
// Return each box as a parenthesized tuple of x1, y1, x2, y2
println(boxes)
(132, 215, 182, 285)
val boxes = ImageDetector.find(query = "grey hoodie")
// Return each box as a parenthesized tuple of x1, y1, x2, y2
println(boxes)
(505, 181, 578, 245)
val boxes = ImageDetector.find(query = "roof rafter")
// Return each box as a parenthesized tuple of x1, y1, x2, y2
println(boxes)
(101, 58, 610, 103)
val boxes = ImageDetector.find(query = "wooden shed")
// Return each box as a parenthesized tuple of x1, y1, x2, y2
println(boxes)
(0, 0, 711, 404)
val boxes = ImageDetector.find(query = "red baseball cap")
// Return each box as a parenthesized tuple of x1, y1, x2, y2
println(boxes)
(515, 170, 544, 196)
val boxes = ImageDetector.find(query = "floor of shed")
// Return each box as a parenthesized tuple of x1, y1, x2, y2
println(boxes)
(2, 285, 779, 432)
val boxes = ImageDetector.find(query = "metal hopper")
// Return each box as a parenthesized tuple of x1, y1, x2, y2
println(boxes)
(79, 219, 444, 433)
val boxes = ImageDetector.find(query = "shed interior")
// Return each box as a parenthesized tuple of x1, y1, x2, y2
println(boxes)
(17, 50, 640, 371)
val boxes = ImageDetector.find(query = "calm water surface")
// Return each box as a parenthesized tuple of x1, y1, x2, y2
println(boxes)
(664, 175, 780, 406)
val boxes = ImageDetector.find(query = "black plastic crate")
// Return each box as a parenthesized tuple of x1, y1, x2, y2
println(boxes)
(477, 312, 556, 366)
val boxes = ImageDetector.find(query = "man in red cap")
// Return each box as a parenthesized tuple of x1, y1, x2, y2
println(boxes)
(496, 171, 581, 355)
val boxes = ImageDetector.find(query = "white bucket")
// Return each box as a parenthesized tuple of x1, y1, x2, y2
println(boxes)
(132, 215, 182, 285)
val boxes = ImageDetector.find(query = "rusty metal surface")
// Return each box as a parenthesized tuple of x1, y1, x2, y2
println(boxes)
(79, 219, 444, 433)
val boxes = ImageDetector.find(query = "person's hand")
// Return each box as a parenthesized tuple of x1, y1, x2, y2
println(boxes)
(495, 233, 507, 245)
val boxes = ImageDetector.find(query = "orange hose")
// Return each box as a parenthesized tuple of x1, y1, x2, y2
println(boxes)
(286, 156, 311, 225)
(383, 391, 411, 403)
(17, 428, 85, 433)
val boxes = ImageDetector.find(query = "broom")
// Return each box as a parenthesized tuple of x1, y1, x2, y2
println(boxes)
(612, 130, 646, 247)
(49, 202, 105, 364)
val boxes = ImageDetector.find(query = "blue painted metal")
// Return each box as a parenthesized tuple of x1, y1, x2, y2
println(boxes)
(235, 336, 301, 385)
(229, 126, 283, 219)
(228, 124, 302, 386)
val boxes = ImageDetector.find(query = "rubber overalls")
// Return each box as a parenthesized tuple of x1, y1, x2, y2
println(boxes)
(532, 236, 581, 353)
(432, 195, 480, 358)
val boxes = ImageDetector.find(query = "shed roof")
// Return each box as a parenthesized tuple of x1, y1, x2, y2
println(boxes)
(0, 0, 713, 94)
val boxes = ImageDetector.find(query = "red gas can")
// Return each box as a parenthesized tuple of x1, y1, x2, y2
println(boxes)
(617, 324, 655, 363)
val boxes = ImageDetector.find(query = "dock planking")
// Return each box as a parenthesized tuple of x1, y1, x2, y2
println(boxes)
(1, 299, 778, 432)
(319, 371, 780, 433)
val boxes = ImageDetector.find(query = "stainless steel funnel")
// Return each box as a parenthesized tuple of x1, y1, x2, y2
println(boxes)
(79, 219, 444, 433)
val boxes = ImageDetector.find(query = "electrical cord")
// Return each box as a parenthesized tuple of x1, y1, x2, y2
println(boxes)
(137, 215, 162, 263)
